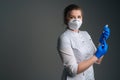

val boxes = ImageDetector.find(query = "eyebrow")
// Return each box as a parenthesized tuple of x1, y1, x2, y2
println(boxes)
(69, 15, 81, 17)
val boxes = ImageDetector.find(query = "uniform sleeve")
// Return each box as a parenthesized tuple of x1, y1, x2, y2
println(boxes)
(57, 35, 78, 77)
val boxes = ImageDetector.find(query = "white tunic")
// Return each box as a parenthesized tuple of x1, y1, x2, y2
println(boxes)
(57, 29, 97, 80)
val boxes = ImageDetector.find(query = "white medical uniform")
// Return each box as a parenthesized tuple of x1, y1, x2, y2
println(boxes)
(57, 29, 97, 80)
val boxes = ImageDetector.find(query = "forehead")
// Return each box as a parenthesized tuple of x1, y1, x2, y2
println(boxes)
(69, 9, 82, 16)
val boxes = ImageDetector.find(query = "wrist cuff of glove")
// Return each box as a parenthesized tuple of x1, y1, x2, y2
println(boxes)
(95, 54, 101, 59)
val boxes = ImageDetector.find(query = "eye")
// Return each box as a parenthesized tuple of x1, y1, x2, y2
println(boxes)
(78, 16, 81, 19)
(70, 16, 74, 19)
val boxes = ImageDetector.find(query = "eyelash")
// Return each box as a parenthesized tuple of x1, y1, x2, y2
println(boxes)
(70, 17, 73, 19)
(78, 16, 81, 18)
(70, 16, 81, 19)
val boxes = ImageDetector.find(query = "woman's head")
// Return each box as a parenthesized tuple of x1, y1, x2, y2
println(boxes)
(64, 4, 83, 26)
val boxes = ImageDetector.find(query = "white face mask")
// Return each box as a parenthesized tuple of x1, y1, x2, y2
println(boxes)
(68, 19, 82, 30)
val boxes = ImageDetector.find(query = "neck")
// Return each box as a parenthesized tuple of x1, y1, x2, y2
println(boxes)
(68, 28, 79, 33)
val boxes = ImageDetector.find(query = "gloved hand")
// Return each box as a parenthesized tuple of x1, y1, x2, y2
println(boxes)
(95, 39, 108, 59)
(99, 25, 110, 44)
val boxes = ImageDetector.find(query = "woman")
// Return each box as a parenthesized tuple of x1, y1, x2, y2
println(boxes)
(57, 4, 110, 80)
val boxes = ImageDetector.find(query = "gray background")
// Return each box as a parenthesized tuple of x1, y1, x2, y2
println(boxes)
(0, 0, 119, 80)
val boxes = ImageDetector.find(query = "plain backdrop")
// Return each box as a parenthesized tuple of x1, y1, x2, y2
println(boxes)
(0, 0, 119, 80)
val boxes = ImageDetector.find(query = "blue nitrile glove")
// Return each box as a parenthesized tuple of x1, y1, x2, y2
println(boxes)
(95, 39, 108, 59)
(99, 25, 110, 44)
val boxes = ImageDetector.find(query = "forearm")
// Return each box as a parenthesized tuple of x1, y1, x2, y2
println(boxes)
(77, 56, 98, 74)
